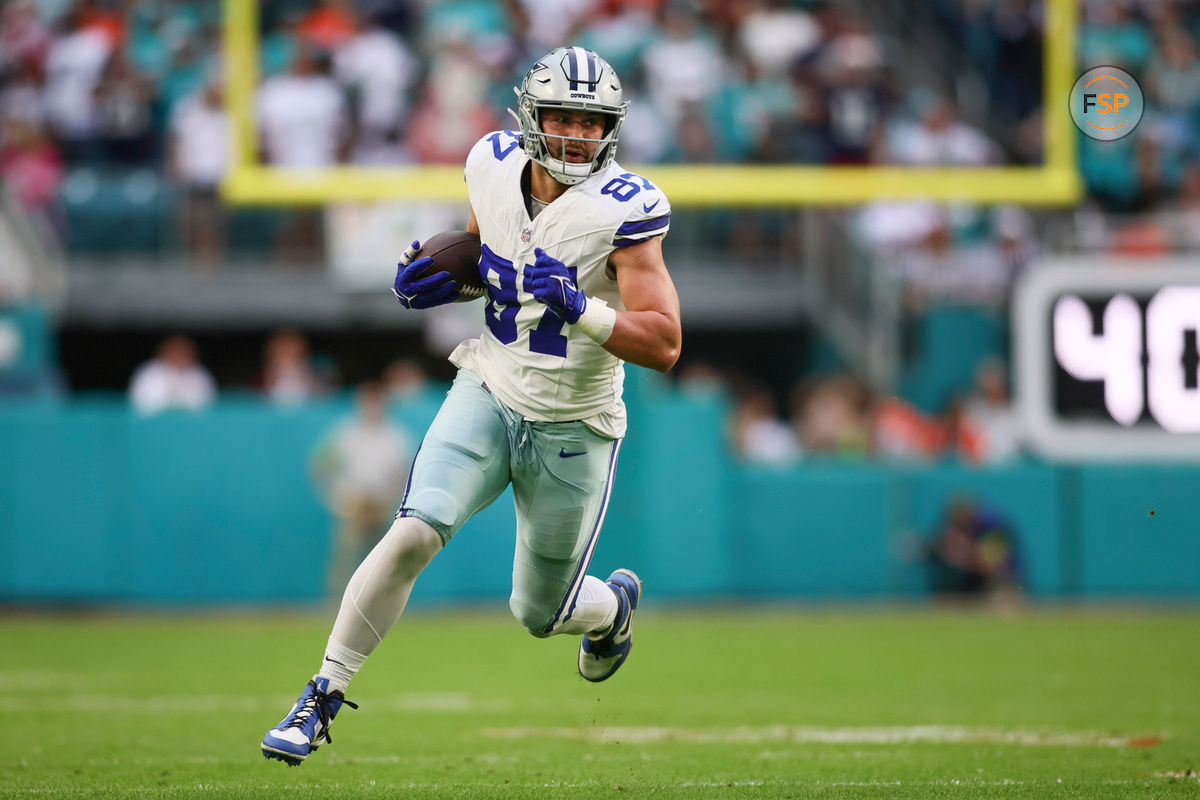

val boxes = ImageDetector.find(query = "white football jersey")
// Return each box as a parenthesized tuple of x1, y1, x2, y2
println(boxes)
(449, 129, 671, 439)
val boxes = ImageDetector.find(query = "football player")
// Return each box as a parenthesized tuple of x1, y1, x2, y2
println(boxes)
(262, 46, 681, 765)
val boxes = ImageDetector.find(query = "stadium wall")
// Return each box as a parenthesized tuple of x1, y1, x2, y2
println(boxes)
(1, 373, 1196, 605)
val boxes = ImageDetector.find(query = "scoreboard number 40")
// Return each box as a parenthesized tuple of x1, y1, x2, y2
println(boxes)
(1054, 287, 1200, 432)
(1015, 260, 1200, 461)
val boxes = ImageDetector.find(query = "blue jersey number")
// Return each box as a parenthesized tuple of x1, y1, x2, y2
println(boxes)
(488, 131, 520, 161)
(480, 246, 576, 358)
(600, 172, 657, 202)
(481, 247, 520, 344)
(523, 266, 577, 357)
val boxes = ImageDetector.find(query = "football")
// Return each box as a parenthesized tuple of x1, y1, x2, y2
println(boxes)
(412, 230, 487, 302)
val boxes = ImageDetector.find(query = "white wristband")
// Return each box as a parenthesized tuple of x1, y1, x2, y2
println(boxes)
(575, 295, 617, 344)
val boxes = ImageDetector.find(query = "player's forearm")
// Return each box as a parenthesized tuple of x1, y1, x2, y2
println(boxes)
(602, 310, 681, 372)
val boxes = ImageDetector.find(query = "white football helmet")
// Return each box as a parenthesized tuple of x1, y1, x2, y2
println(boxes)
(512, 47, 629, 185)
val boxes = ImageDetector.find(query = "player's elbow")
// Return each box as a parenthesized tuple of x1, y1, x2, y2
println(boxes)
(650, 341, 681, 373)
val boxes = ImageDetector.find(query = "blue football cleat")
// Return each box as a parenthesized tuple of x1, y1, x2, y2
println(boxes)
(578, 569, 642, 682)
(261, 676, 357, 765)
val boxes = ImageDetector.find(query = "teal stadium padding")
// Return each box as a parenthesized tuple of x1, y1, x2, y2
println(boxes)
(0, 372, 1197, 604)
(0, 304, 62, 399)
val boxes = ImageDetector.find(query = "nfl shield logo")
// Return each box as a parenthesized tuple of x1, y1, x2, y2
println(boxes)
(521, 227, 532, 243)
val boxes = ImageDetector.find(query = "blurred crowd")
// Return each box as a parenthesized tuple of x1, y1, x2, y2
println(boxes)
(692, 355, 1023, 467)
(0, 0, 1197, 259)
(127, 328, 430, 415)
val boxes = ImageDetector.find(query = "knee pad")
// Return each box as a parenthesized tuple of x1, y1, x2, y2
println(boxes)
(399, 487, 462, 543)
(508, 593, 556, 638)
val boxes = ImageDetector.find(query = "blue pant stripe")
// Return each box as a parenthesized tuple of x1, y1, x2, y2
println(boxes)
(545, 437, 622, 632)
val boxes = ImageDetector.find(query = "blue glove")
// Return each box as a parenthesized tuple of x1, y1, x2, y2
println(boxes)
(392, 240, 459, 309)
(527, 247, 586, 323)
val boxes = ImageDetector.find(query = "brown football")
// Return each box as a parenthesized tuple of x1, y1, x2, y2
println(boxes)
(412, 230, 486, 302)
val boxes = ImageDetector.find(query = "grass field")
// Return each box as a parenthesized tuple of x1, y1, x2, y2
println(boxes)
(3, 607, 1199, 798)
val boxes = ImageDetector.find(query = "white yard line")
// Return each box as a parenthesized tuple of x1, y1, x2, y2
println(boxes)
(480, 724, 1150, 748)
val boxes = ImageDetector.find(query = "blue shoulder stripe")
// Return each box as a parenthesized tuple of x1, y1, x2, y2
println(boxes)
(613, 234, 665, 248)
(616, 213, 671, 237)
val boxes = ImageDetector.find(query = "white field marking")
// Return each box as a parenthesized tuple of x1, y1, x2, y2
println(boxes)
(479, 724, 1146, 748)
(0, 671, 93, 690)
(374, 692, 511, 712)
(1153, 771, 1200, 781)
(324, 752, 520, 766)
(12, 691, 505, 714)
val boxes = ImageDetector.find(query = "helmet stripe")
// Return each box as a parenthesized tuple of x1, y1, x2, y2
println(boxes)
(580, 46, 596, 84)
(566, 47, 580, 91)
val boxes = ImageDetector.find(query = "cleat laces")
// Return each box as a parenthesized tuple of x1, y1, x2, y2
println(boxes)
(285, 682, 358, 745)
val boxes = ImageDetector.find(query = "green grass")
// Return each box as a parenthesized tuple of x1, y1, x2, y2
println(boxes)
(3, 607, 1199, 798)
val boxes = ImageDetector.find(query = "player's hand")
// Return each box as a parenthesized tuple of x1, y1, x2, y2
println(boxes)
(527, 248, 586, 323)
(392, 240, 459, 309)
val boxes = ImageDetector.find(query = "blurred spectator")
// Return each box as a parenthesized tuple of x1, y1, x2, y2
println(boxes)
(817, 16, 888, 164)
(256, 43, 347, 168)
(873, 394, 943, 462)
(642, 4, 725, 127)
(1146, 28, 1200, 116)
(297, 0, 357, 49)
(793, 374, 872, 458)
(962, 358, 1023, 464)
(94, 49, 157, 164)
(403, 36, 499, 164)
(891, 217, 1019, 312)
(129, 334, 216, 415)
(74, 0, 124, 51)
(156, 27, 214, 120)
(736, 0, 820, 79)
(332, 10, 418, 163)
(168, 79, 228, 265)
(256, 43, 346, 260)
(940, 395, 986, 465)
(258, 328, 334, 406)
(677, 361, 729, 400)
(730, 384, 801, 465)
(1079, 0, 1154, 71)
(309, 380, 412, 596)
(1, 2, 52, 76)
(42, 7, 111, 161)
(0, 116, 64, 243)
(382, 357, 429, 404)
(510, 0, 593, 56)
(260, 8, 301, 78)
(925, 496, 1021, 599)
(668, 101, 719, 164)
(885, 92, 998, 166)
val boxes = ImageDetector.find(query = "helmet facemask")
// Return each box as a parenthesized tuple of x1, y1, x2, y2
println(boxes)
(512, 47, 629, 186)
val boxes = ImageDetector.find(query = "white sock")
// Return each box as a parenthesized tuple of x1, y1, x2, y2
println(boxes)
(552, 575, 618, 637)
(317, 639, 367, 694)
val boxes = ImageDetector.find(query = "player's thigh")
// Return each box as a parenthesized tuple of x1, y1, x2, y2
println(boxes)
(510, 425, 621, 630)
(398, 369, 511, 544)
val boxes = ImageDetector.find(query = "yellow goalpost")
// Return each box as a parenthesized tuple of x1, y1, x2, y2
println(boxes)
(220, 0, 1081, 207)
